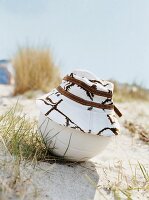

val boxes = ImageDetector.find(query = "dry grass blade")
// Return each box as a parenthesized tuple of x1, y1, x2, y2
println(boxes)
(13, 46, 61, 95)
(124, 120, 149, 143)
(63, 132, 72, 157)
(100, 161, 149, 200)
(0, 104, 79, 165)
(112, 80, 149, 102)
(138, 162, 149, 182)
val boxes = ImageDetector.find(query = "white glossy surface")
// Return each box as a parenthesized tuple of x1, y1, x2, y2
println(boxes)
(38, 113, 112, 161)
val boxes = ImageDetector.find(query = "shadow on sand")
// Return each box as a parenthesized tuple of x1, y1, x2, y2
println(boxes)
(32, 160, 101, 200)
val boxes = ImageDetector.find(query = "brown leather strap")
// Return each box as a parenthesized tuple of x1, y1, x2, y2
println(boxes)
(57, 86, 114, 110)
(63, 75, 112, 98)
(114, 105, 122, 117)
(57, 86, 122, 117)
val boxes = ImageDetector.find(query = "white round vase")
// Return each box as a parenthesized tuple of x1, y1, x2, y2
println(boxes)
(38, 113, 112, 161)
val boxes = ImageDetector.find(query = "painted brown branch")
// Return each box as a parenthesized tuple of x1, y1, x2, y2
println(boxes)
(107, 114, 115, 125)
(45, 99, 63, 116)
(97, 127, 119, 135)
(90, 79, 110, 87)
(41, 97, 85, 132)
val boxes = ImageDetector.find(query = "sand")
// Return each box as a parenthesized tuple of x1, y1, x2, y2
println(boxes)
(0, 84, 149, 200)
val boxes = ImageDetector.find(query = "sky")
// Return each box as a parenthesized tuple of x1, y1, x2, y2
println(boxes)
(0, 0, 149, 88)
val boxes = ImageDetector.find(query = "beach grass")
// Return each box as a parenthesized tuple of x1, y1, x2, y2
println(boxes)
(110, 162, 149, 200)
(0, 104, 83, 165)
(0, 103, 47, 162)
(0, 104, 80, 199)
(13, 47, 61, 95)
(112, 80, 149, 102)
(86, 161, 149, 200)
(124, 120, 149, 143)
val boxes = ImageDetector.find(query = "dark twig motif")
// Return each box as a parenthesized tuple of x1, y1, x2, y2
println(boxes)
(89, 79, 110, 87)
(66, 117, 70, 126)
(70, 73, 74, 77)
(65, 82, 75, 91)
(97, 127, 119, 135)
(64, 80, 94, 101)
(107, 114, 115, 125)
(55, 91, 60, 97)
(91, 84, 97, 89)
(41, 97, 85, 132)
(38, 99, 52, 106)
(77, 85, 94, 100)
(63, 81, 70, 90)
(102, 98, 113, 105)
(86, 90, 94, 101)
(45, 99, 63, 116)
(87, 106, 93, 111)
(46, 96, 59, 104)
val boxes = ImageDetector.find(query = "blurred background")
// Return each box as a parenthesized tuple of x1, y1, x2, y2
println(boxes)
(0, 0, 148, 89)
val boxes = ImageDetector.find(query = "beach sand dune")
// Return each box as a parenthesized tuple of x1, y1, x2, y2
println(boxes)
(0, 85, 149, 200)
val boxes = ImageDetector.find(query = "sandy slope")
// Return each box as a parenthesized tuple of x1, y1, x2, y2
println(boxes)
(0, 85, 149, 200)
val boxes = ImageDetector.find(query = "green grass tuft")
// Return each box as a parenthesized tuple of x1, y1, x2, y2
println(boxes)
(0, 104, 79, 165)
